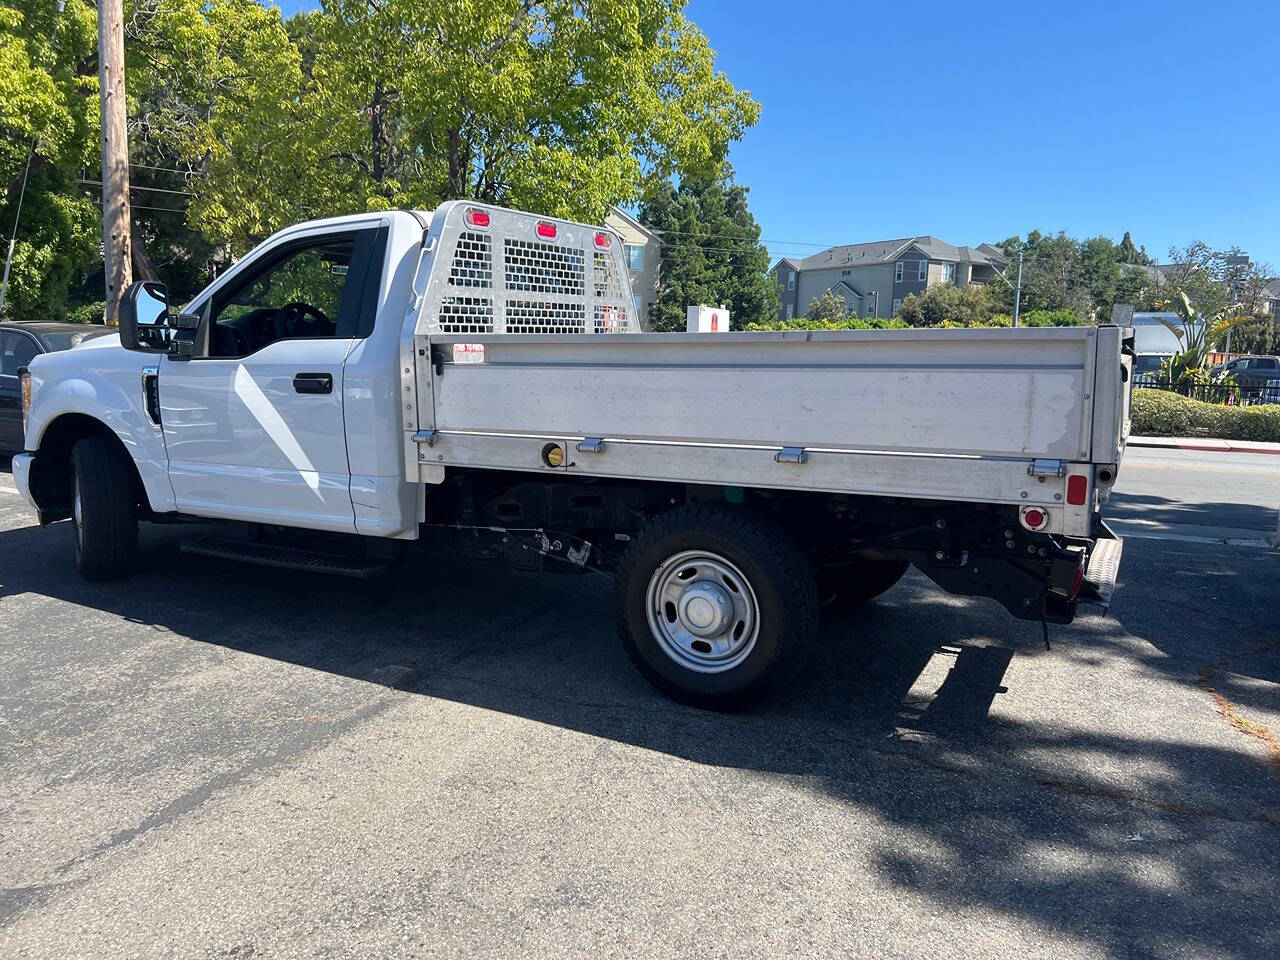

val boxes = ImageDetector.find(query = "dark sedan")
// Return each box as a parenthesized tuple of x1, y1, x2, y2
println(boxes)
(1, 322, 115, 453)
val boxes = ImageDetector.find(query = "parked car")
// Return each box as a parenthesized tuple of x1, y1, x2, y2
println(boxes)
(1211, 355, 1280, 398)
(1261, 378, 1280, 405)
(0, 322, 114, 453)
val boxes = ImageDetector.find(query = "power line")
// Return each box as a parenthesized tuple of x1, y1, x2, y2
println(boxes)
(78, 179, 196, 197)
(128, 161, 206, 176)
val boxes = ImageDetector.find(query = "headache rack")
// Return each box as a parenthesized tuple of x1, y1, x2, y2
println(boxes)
(413, 201, 640, 337)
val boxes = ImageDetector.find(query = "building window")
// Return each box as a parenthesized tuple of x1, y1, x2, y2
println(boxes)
(918, 260, 928, 282)
(625, 243, 644, 271)
(785, 304, 794, 320)
(892, 298, 902, 312)
(787, 273, 795, 291)
(864, 299, 876, 318)
(895, 262, 903, 283)
(633, 293, 642, 316)
(940, 263, 955, 284)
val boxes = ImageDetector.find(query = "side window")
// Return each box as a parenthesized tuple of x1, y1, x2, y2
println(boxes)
(0, 331, 40, 376)
(204, 228, 383, 358)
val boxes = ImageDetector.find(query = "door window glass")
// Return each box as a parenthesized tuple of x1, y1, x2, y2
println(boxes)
(208, 236, 359, 358)
(0, 331, 40, 376)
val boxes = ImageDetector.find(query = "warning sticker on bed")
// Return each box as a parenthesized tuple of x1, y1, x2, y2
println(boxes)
(453, 343, 485, 364)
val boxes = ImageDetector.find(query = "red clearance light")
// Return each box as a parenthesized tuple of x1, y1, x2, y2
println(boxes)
(1066, 475, 1088, 505)
(465, 208, 490, 228)
(594, 232, 611, 248)
(1023, 508, 1046, 529)
(536, 221, 556, 239)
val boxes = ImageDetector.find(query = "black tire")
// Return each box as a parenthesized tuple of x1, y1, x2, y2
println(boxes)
(817, 557, 910, 610)
(70, 437, 138, 581)
(615, 504, 818, 710)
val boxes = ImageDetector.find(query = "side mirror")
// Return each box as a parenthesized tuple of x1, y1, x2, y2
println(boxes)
(119, 281, 173, 353)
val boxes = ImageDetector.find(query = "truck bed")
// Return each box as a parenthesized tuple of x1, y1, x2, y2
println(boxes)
(400, 203, 1129, 538)
(407, 326, 1129, 536)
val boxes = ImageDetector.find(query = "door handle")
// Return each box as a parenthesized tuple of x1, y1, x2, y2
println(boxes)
(293, 372, 333, 395)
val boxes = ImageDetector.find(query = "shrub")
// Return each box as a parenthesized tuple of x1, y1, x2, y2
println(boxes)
(894, 284, 1001, 327)
(745, 315, 907, 332)
(65, 301, 105, 325)
(1131, 388, 1280, 441)
(1017, 309, 1081, 327)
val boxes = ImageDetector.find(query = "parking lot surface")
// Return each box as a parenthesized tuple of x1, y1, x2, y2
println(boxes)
(1, 453, 1277, 959)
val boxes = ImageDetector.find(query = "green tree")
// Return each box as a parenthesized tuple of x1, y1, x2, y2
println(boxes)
(133, 0, 759, 257)
(1117, 230, 1151, 265)
(894, 283, 1001, 327)
(638, 165, 776, 331)
(0, 0, 100, 320)
(804, 290, 849, 325)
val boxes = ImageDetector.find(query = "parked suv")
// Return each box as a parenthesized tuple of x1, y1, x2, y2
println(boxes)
(1213, 355, 1280, 399)
(1, 322, 114, 453)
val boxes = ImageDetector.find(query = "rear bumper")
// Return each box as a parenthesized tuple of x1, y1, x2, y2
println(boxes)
(11, 453, 38, 513)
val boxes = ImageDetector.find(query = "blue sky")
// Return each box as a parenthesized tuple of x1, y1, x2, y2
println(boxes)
(273, 0, 1280, 268)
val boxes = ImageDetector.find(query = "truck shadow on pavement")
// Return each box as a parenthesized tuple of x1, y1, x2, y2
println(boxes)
(1108, 490, 1278, 533)
(1, 518, 1278, 959)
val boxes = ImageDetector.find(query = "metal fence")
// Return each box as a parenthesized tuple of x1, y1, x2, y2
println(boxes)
(1131, 376, 1263, 405)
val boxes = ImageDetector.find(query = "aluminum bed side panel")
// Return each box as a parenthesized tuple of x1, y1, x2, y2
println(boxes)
(425, 329, 1098, 461)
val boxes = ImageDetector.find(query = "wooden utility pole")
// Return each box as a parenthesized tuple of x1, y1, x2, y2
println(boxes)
(98, 0, 131, 326)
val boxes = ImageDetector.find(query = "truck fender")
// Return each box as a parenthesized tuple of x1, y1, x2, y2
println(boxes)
(24, 357, 175, 520)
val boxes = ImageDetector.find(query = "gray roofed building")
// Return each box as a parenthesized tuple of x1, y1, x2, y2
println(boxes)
(770, 236, 1008, 323)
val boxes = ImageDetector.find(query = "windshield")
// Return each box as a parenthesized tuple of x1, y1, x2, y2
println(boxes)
(41, 328, 114, 351)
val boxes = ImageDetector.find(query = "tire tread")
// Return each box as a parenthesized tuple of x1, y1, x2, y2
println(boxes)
(70, 436, 138, 581)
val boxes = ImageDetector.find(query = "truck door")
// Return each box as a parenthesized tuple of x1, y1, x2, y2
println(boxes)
(158, 226, 383, 532)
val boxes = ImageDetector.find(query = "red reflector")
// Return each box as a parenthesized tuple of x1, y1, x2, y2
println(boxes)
(465, 208, 490, 228)
(594, 232, 611, 248)
(1070, 557, 1086, 599)
(536, 221, 556, 239)
(1023, 509, 1045, 529)
(1066, 475, 1088, 505)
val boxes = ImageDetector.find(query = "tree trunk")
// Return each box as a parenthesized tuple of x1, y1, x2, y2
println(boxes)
(130, 213, 159, 282)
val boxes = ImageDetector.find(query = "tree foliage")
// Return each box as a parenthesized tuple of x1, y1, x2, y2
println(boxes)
(126, 0, 759, 256)
(894, 283, 1002, 327)
(1, 0, 759, 317)
(0, 0, 100, 320)
(638, 165, 776, 331)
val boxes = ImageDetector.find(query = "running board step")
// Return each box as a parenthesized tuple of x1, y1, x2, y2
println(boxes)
(1077, 529, 1123, 611)
(180, 535, 391, 578)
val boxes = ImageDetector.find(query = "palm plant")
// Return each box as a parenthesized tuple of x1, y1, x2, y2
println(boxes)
(1156, 289, 1248, 381)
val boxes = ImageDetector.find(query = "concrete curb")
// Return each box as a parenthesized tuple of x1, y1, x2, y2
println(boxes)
(1128, 436, 1280, 455)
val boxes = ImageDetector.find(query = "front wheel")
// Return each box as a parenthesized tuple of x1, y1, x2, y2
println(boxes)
(615, 504, 818, 710)
(70, 437, 138, 581)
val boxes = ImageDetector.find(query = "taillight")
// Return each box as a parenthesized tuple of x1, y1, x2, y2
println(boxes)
(19, 368, 31, 437)
(1066, 475, 1088, 505)
(465, 207, 490, 228)
(594, 232, 611, 248)
(536, 221, 556, 239)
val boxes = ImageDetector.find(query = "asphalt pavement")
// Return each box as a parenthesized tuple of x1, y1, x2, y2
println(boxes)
(1, 452, 1278, 959)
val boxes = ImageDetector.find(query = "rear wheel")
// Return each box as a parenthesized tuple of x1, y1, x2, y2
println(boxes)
(818, 557, 910, 610)
(616, 504, 818, 710)
(70, 437, 138, 581)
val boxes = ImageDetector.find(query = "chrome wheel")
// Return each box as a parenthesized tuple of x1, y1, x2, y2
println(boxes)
(645, 550, 760, 673)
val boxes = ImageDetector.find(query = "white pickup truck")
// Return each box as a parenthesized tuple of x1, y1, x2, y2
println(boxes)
(14, 202, 1129, 708)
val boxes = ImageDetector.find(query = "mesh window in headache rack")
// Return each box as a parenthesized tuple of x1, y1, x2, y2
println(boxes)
(429, 206, 634, 335)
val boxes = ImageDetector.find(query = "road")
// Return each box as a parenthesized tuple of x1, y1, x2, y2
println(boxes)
(1109, 447, 1278, 541)
(1, 452, 1278, 959)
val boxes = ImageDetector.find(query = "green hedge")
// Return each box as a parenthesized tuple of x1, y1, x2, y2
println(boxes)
(1132, 388, 1280, 441)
